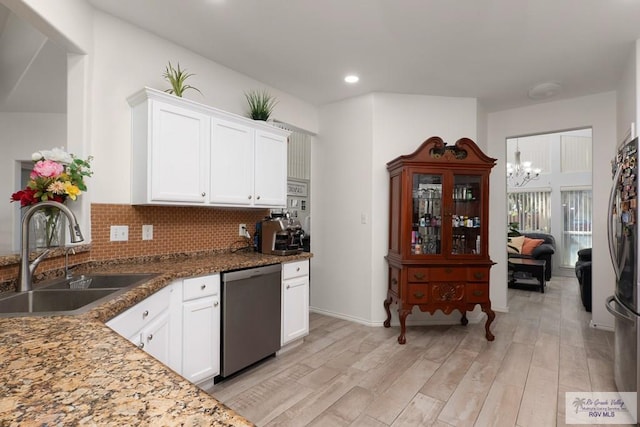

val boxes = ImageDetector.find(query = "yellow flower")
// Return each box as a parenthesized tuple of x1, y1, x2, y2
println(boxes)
(63, 182, 82, 200)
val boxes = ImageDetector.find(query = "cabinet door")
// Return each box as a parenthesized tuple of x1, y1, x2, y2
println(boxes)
(451, 174, 484, 257)
(150, 101, 209, 203)
(410, 172, 444, 257)
(254, 130, 287, 207)
(210, 118, 254, 206)
(282, 275, 309, 345)
(182, 296, 220, 383)
(140, 309, 172, 365)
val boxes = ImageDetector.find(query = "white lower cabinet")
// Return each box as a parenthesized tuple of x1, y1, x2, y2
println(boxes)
(180, 274, 220, 384)
(282, 260, 310, 346)
(106, 284, 175, 367)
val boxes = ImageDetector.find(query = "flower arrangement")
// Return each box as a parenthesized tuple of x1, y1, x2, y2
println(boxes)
(10, 147, 93, 207)
(10, 147, 92, 247)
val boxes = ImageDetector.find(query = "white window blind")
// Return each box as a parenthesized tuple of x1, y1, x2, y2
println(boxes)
(507, 190, 551, 232)
(561, 135, 592, 172)
(561, 189, 592, 267)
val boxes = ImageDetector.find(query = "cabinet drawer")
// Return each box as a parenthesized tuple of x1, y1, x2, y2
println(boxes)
(429, 268, 465, 281)
(407, 268, 429, 282)
(467, 283, 489, 303)
(407, 284, 429, 304)
(183, 274, 220, 301)
(283, 260, 309, 280)
(467, 268, 489, 282)
(107, 284, 172, 339)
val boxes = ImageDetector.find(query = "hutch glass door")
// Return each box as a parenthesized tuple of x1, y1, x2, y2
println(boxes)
(452, 174, 482, 256)
(411, 173, 443, 255)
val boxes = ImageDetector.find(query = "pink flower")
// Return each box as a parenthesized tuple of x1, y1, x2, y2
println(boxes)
(32, 160, 64, 178)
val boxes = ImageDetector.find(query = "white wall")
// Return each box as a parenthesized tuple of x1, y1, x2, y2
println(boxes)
(312, 92, 478, 325)
(90, 11, 318, 204)
(488, 91, 617, 328)
(617, 42, 637, 142)
(0, 113, 66, 252)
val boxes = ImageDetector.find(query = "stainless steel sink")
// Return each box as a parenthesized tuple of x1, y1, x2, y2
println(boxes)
(0, 273, 158, 317)
(0, 289, 118, 316)
(39, 273, 158, 290)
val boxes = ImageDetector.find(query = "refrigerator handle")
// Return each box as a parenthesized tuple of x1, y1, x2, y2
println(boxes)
(605, 295, 635, 322)
(607, 164, 623, 280)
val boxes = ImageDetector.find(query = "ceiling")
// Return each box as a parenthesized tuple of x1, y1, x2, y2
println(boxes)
(3, 1, 640, 113)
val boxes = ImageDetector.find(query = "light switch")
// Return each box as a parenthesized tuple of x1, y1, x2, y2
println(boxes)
(110, 225, 129, 241)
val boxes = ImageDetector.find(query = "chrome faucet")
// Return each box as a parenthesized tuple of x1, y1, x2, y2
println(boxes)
(18, 201, 84, 292)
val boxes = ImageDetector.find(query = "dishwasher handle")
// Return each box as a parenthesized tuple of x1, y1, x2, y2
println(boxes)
(223, 263, 282, 282)
(605, 295, 636, 323)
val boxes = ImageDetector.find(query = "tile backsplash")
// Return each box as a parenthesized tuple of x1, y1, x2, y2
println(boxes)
(0, 204, 269, 286)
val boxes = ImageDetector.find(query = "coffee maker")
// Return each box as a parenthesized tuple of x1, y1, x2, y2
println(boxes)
(260, 215, 304, 255)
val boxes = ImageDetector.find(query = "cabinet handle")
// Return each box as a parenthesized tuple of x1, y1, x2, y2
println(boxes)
(474, 272, 484, 280)
(201, 284, 206, 290)
(142, 310, 149, 318)
(257, 195, 261, 200)
(138, 342, 144, 349)
(414, 272, 425, 280)
(413, 292, 425, 299)
(473, 290, 484, 297)
(391, 278, 398, 285)
(286, 284, 291, 289)
(147, 333, 153, 341)
(201, 192, 206, 197)
(214, 301, 219, 307)
(248, 195, 252, 199)
(296, 267, 300, 272)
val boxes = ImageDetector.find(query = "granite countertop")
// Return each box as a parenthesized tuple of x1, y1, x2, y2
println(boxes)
(0, 250, 312, 426)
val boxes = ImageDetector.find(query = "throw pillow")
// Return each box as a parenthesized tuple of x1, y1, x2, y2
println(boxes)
(521, 237, 545, 255)
(507, 235, 525, 254)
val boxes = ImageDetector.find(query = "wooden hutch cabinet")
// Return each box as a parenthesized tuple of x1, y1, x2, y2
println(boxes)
(384, 136, 497, 344)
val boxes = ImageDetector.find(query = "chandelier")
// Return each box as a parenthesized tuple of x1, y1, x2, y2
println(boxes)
(506, 140, 541, 187)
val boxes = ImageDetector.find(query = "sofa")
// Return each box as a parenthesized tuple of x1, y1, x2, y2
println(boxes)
(508, 232, 556, 281)
(575, 248, 592, 312)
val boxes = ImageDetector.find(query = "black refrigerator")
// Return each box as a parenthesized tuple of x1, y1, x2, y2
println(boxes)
(605, 136, 639, 421)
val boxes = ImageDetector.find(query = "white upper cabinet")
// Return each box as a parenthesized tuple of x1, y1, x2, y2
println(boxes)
(210, 118, 254, 206)
(254, 130, 288, 207)
(128, 87, 289, 208)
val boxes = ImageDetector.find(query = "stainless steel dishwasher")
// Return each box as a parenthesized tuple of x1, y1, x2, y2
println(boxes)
(220, 263, 282, 378)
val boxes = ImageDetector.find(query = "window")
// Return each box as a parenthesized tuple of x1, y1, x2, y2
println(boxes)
(507, 190, 551, 232)
(561, 189, 592, 267)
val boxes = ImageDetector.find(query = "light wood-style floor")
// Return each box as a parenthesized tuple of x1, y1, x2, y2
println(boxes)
(206, 276, 619, 427)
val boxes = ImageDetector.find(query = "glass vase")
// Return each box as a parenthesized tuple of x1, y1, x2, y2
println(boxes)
(29, 207, 66, 249)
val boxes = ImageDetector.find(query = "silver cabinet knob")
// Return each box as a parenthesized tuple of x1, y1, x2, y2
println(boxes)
(296, 267, 300, 271)
(248, 195, 252, 199)
(138, 342, 145, 349)
(147, 334, 153, 341)
(214, 301, 219, 307)
(201, 284, 206, 290)
(201, 192, 206, 197)
(142, 310, 149, 318)
(256, 195, 261, 200)
(286, 284, 291, 289)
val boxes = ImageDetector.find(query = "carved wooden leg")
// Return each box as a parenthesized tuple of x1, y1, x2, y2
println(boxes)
(398, 309, 410, 344)
(460, 311, 468, 326)
(481, 303, 496, 341)
(383, 296, 392, 328)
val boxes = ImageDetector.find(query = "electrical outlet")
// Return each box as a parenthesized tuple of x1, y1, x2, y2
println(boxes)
(142, 224, 153, 240)
(110, 225, 129, 241)
(239, 223, 247, 237)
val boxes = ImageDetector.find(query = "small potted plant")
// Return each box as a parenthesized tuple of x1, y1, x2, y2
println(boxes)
(245, 89, 278, 121)
(163, 61, 202, 97)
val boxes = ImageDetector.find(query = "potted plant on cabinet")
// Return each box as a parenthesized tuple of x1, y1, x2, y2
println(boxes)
(163, 61, 202, 97)
(245, 89, 278, 121)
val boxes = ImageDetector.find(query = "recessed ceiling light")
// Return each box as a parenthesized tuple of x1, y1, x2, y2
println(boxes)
(528, 82, 562, 100)
(344, 75, 359, 84)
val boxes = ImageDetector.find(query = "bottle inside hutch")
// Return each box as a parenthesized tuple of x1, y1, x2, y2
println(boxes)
(411, 173, 442, 255)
